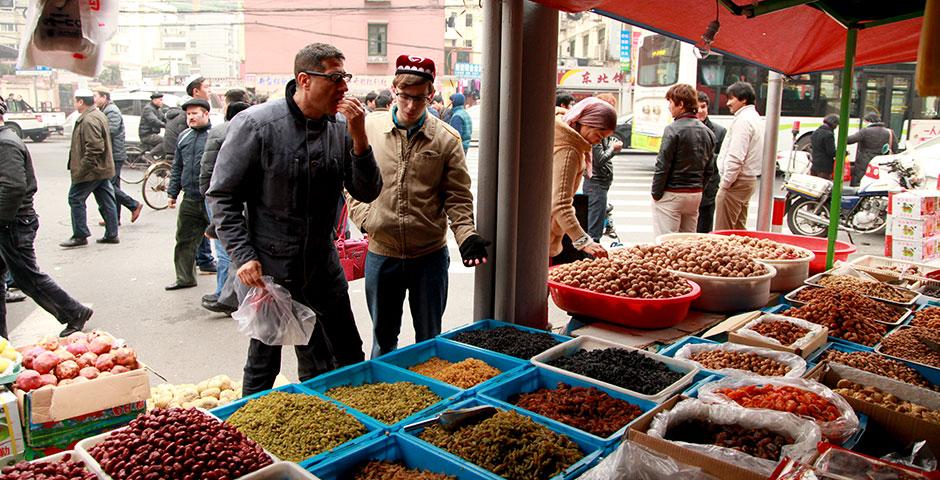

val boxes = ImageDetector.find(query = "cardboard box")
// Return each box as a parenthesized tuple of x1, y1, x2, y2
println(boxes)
(15, 364, 149, 424)
(728, 316, 829, 359)
(892, 236, 938, 262)
(893, 191, 938, 218)
(628, 396, 772, 480)
(892, 216, 937, 240)
(0, 388, 24, 467)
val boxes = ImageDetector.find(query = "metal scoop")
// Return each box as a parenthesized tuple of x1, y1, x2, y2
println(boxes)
(403, 405, 498, 432)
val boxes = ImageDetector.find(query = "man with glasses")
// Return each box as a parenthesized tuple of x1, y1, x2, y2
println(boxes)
(347, 55, 490, 358)
(207, 43, 381, 395)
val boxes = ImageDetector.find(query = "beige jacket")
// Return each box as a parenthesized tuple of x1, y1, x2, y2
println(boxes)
(550, 119, 592, 257)
(347, 111, 477, 259)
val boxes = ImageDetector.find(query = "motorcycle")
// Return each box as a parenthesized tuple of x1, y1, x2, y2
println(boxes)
(784, 156, 922, 237)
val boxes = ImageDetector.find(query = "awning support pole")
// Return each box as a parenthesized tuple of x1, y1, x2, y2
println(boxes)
(826, 26, 858, 269)
(757, 71, 784, 231)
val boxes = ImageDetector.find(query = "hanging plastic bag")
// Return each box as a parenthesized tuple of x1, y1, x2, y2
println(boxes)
(233, 276, 318, 346)
(17, 0, 120, 77)
(697, 376, 859, 444)
(673, 342, 807, 378)
(580, 439, 717, 480)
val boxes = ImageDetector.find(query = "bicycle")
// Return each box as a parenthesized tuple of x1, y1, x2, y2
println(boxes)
(122, 143, 165, 185)
(141, 161, 172, 210)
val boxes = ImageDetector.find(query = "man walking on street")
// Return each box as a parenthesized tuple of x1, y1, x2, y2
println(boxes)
(139, 93, 166, 157)
(95, 90, 143, 225)
(696, 91, 727, 233)
(208, 43, 382, 395)
(348, 55, 489, 358)
(0, 98, 93, 337)
(811, 114, 839, 180)
(166, 99, 213, 291)
(447, 93, 472, 153)
(651, 84, 715, 236)
(61, 89, 119, 248)
(715, 81, 764, 231)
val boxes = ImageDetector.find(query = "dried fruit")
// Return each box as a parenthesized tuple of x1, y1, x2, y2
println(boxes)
(549, 256, 692, 298)
(834, 379, 940, 425)
(665, 419, 792, 461)
(690, 349, 791, 377)
(451, 327, 561, 359)
(512, 382, 642, 437)
(409, 357, 501, 389)
(817, 275, 917, 303)
(546, 348, 683, 395)
(821, 350, 935, 390)
(326, 382, 441, 424)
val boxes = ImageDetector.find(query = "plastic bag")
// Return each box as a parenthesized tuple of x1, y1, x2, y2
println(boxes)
(815, 444, 938, 479)
(697, 376, 859, 444)
(233, 276, 318, 346)
(648, 398, 821, 477)
(882, 441, 939, 473)
(17, 0, 120, 77)
(673, 342, 807, 378)
(579, 439, 717, 480)
(737, 314, 826, 350)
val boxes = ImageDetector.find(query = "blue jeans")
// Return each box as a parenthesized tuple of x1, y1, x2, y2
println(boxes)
(204, 201, 230, 296)
(111, 161, 141, 220)
(366, 247, 449, 358)
(583, 178, 609, 242)
(68, 179, 118, 239)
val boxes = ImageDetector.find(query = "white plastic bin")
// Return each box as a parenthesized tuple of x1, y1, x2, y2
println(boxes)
(669, 262, 776, 313)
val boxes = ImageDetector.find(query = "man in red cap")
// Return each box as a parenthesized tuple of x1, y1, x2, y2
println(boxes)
(348, 54, 490, 358)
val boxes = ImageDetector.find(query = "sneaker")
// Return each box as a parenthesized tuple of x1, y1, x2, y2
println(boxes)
(198, 263, 217, 274)
(4, 289, 26, 303)
(59, 306, 93, 337)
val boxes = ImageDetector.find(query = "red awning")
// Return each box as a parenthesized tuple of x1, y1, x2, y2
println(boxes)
(535, 0, 922, 75)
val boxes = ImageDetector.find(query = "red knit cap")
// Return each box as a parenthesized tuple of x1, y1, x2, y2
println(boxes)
(395, 55, 435, 81)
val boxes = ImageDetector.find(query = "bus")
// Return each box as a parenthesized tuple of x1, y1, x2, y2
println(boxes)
(631, 32, 940, 156)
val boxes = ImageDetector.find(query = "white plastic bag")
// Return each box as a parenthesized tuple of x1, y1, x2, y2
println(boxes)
(580, 439, 717, 480)
(233, 276, 318, 346)
(647, 398, 821, 477)
(17, 0, 120, 77)
(696, 376, 859, 444)
(737, 314, 825, 350)
(673, 342, 807, 378)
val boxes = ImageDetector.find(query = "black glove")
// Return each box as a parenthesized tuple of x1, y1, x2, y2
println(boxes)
(459, 234, 491, 267)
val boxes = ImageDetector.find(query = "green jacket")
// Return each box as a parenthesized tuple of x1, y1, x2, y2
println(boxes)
(68, 107, 114, 184)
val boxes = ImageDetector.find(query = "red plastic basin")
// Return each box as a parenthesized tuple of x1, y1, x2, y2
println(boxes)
(547, 279, 701, 329)
(712, 230, 857, 274)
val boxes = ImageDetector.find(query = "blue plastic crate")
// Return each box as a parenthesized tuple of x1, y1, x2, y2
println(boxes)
(440, 319, 571, 360)
(477, 365, 657, 446)
(209, 383, 385, 468)
(302, 360, 462, 429)
(763, 304, 790, 314)
(310, 432, 493, 480)
(842, 412, 867, 450)
(806, 342, 940, 390)
(400, 397, 606, 480)
(682, 374, 719, 398)
(374, 338, 527, 394)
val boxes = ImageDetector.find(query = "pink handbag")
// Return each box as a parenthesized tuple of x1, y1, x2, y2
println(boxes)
(336, 205, 368, 281)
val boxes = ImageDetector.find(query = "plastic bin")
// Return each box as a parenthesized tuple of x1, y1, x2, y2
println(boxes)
(477, 365, 657, 445)
(401, 397, 606, 480)
(302, 360, 461, 429)
(374, 338, 527, 394)
(807, 342, 940, 388)
(531, 336, 699, 403)
(681, 374, 719, 398)
(875, 326, 940, 377)
(210, 383, 385, 469)
(440, 319, 572, 359)
(712, 229, 857, 274)
(242, 462, 321, 479)
(310, 432, 493, 480)
(547, 278, 701, 328)
(669, 262, 776, 313)
(784, 285, 912, 326)
(805, 271, 920, 307)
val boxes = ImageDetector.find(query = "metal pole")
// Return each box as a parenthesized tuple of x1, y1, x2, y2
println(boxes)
(757, 71, 784, 231)
(472, 0, 503, 321)
(493, 0, 523, 321)
(826, 27, 858, 269)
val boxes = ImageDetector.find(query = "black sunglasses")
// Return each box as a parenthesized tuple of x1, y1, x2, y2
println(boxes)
(302, 70, 353, 84)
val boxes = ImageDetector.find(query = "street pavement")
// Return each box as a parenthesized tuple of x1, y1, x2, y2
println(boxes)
(5, 136, 884, 385)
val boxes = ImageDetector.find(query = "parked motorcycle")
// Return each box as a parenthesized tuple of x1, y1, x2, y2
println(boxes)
(784, 157, 922, 237)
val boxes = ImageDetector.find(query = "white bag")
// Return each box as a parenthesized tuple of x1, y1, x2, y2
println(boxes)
(580, 439, 717, 480)
(673, 342, 807, 378)
(233, 276, 318, 346)
(17, 0, 120, 77)
(736, 314, 825, 349)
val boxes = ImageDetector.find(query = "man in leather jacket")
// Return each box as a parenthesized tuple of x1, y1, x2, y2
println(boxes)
(695, 91, 727, 233)
(139, 93, 166, 156)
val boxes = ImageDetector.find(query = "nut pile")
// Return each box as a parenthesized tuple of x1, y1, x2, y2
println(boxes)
(546, 348, 684, 395)
(512, 382, 643, 437)
(783, 289, 888, 346)
(717, 385, 841, 422)
(665, 419, 792, 461)
(409, 357, 501, 389)
(326, 382, 441, 424)
(689, 349, 791, 376)
(625, 242, 768, 278)
(822, 350, 936, 390)
(418, 410, 583, 480)
(226, 391, 366, 462)
(88, 408, 272, 479)
(723, 235, 811, 260)
(793, 287, 903, 324)
(879, 327, 940, 368)
(549, 256, 692, 298)
(817, 275, 917, 303)
(746, 320, 811, 346)
(834, 379, 940, 425)
(1, 454, 96, 480)
(911, 306, 940, 329)
(353, 461, 456, 480)
(451, 326, 561, 359)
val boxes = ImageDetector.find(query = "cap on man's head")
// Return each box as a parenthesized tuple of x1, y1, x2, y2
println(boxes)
(450, 93, 465, 106)
(181, 98, 210, 112)
(150, 93, 164, 100)
(395, 55, 435, 81)
(74, 88, 94, 98)
(184, 74, 206, 96)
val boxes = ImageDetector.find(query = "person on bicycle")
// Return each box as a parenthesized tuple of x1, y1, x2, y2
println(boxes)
(139, 93, 166, 157)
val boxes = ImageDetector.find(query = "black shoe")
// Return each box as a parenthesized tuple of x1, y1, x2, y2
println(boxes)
(96, 236, 120, 244)
(59, 237, 88, 248)
(198, 263, 217, 274)
(202, 293, 219, 303)
(4, 290, 26, 303)
(165, 282, 197, 291)
(202, 298, 236, 315)
(60, 306, 93, 337)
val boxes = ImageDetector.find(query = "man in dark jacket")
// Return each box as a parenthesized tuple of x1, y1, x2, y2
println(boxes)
(165, 99, 212, 291)
(139, 93, 166, 156)
(95, 90, 143, 224)
(0, 98, 93, 337)
(695, 91, 727, 233)
(847, 112, 899, 186)
(207, 43, 381, 395)
(810, 114, 839, 179)
(61, 89, 119, 248)
(652, 84, 715, 236)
